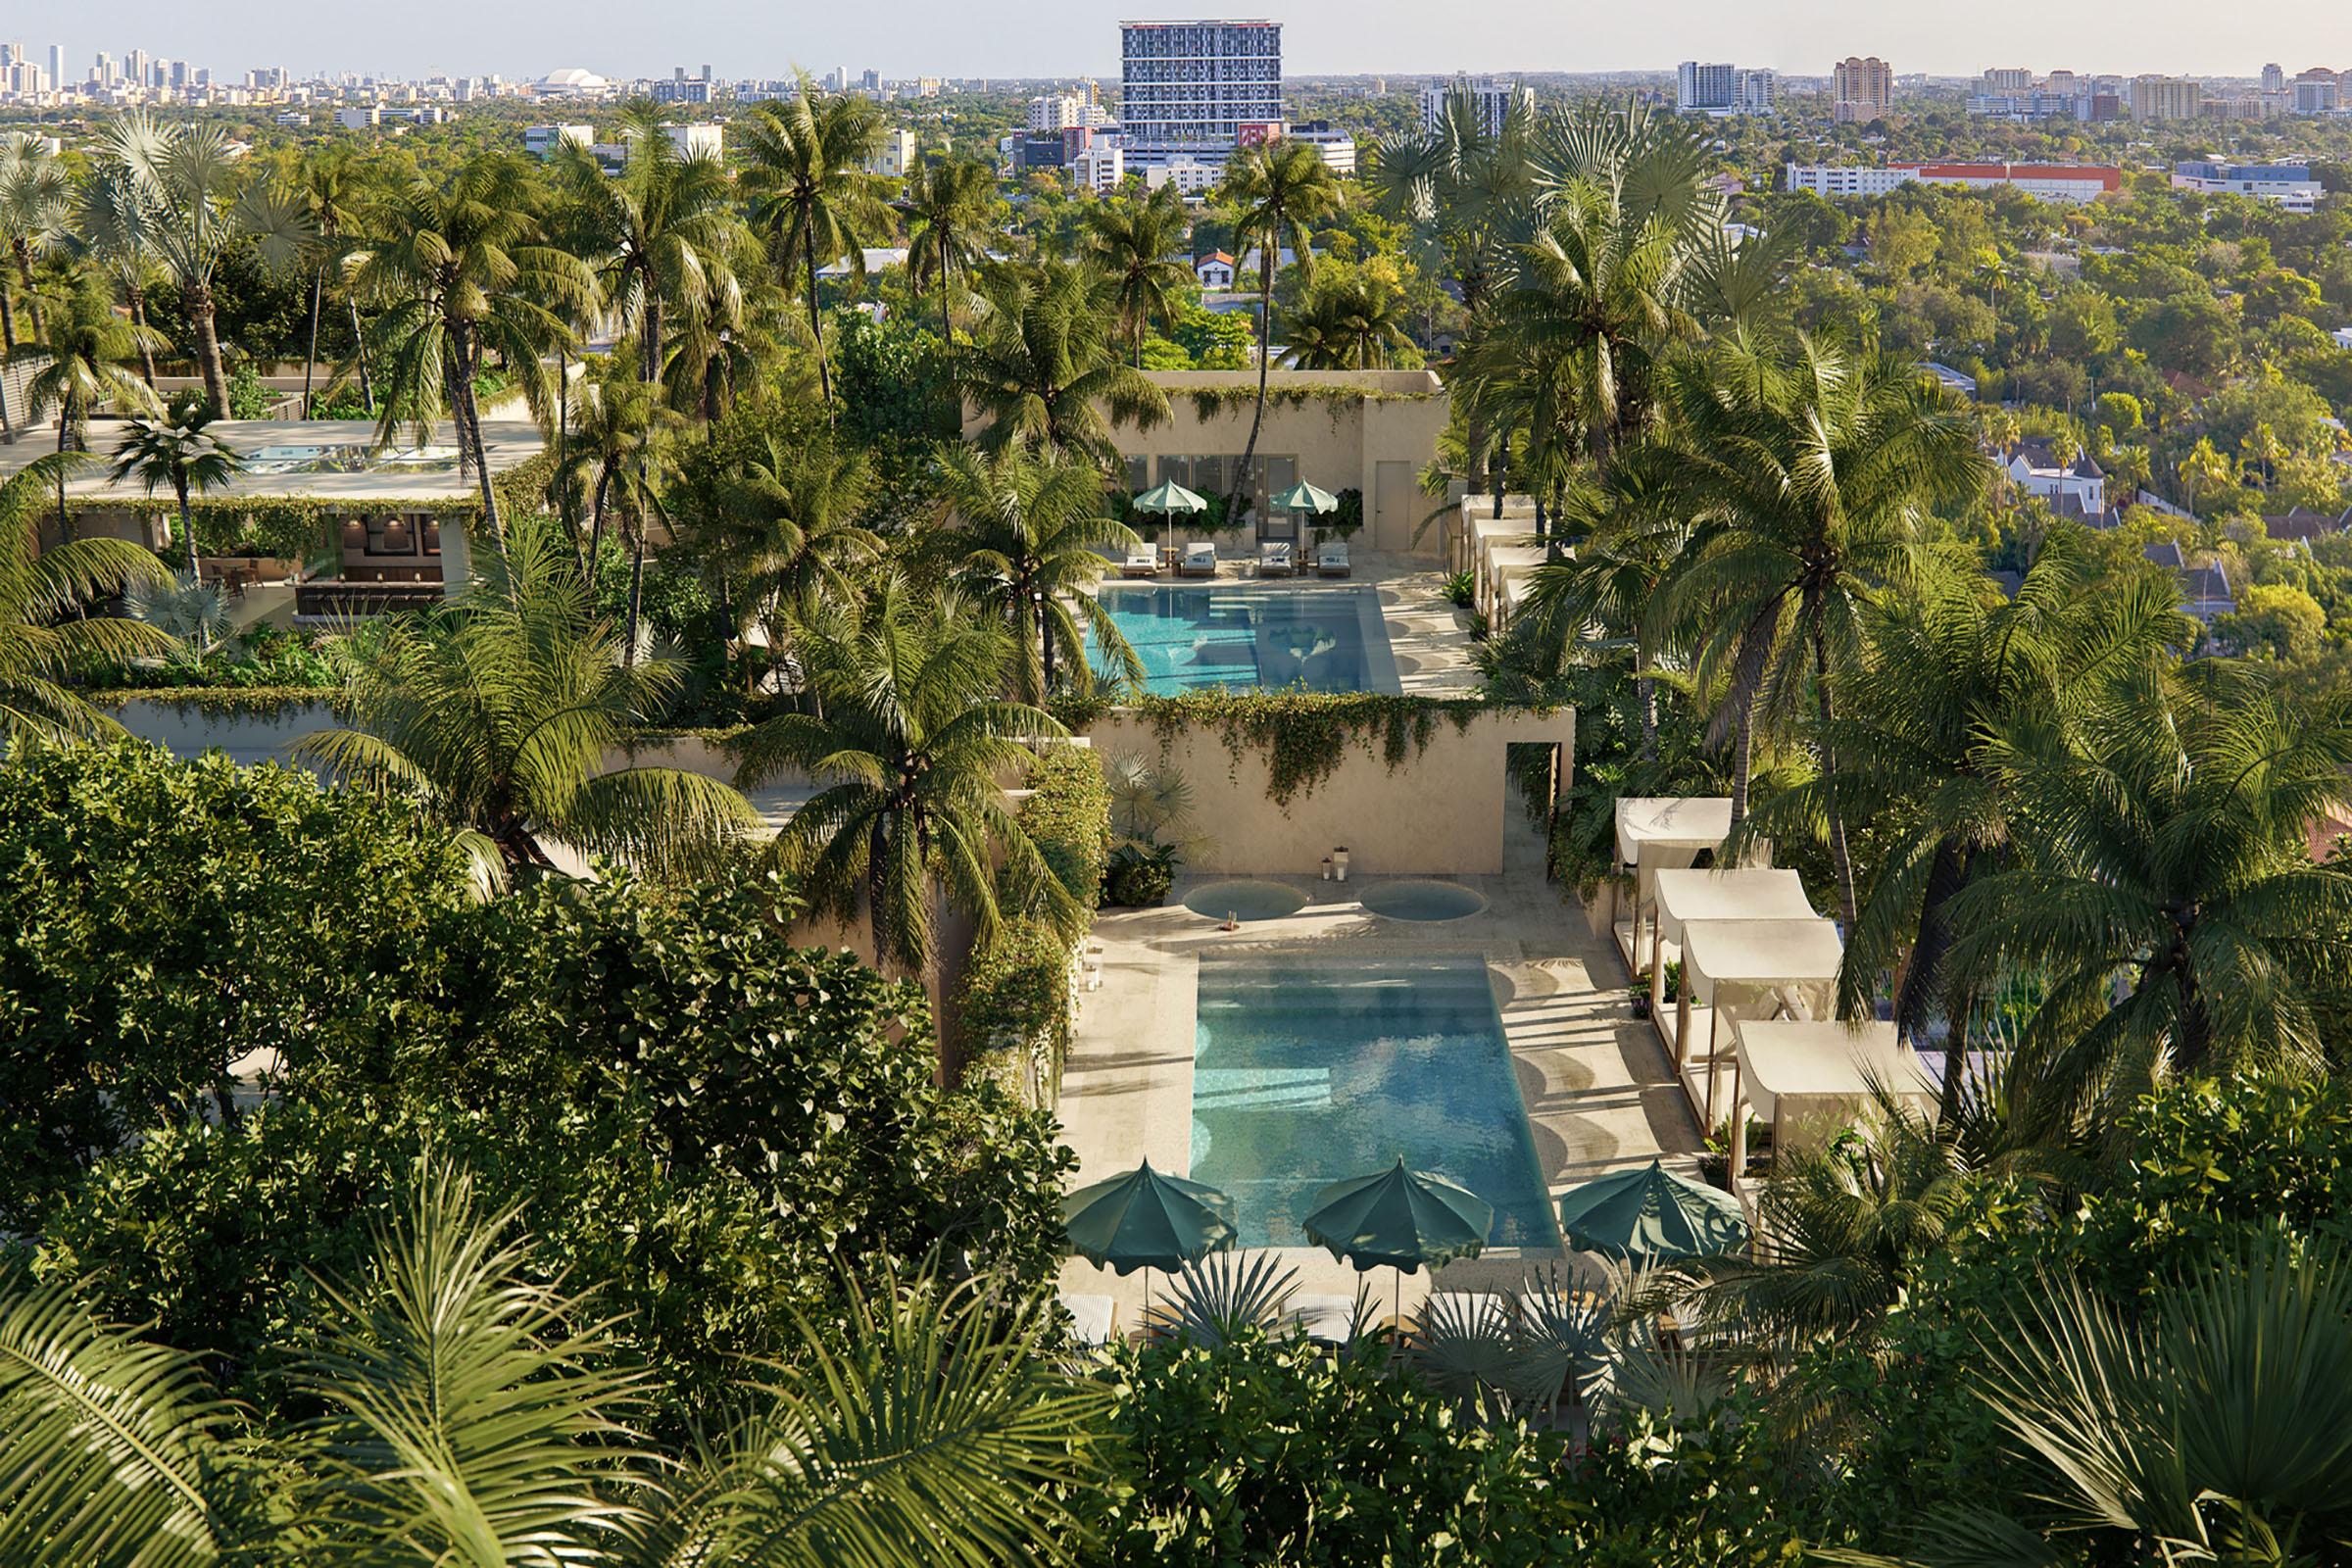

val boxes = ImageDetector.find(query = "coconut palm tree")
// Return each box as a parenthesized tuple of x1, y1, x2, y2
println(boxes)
(296, 514, 757, 885)
(735, 81, 888, 407)
(552, 364, 681, 663)
(1216, 137, 1342, 528)
(1946, 661, 2352, 1115)
(0, 461, 173, 743)
(1280, 270, 1417, 370)
(706, 428, 880, 686)
(0, 1158, 1105, 1568)
(12, 277, 165, 538)
(108, 395, 247, 582)
(660, 231, 804, 423)
(933, 444, 1144, 702)
(554, 99, 742, 390)
(951, 258, 1168, 470)
(288, 147, 375, 415)
(733, 571, 1077, 979)
(1660, 332, 1991, 930)
(1084, 184, 1193, 366)
(89, 113, 312, 416)
(904, 157, 999, 346)
(352, 151, 594, 551)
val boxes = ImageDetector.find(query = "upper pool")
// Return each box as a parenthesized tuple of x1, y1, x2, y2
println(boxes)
(1188, 954, 1557, 1250)
(1091, 586, 1401, 694)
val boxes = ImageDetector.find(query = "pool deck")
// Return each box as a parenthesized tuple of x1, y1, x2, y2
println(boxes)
(1092, 550, 1480, 697)
(1054, 798, 1706, 1327)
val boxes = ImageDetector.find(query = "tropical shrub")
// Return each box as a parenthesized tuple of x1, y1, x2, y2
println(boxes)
(1104, 840, 1178, 907)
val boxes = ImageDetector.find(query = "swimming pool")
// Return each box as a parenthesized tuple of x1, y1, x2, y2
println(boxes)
(1091, 586, 1401, 694)
(1189, 954, 1556, 1249)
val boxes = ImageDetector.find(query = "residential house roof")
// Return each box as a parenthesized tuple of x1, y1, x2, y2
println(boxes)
(2263, 507, 2351, 544)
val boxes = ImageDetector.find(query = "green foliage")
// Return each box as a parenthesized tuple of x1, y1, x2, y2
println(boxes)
(1021, 744, 1113, 907)
(223, 362, 273, 419)
(1103, 841, 1177, 907)
(73, 621, 340, 691)
(1136, 691, 1489, 807)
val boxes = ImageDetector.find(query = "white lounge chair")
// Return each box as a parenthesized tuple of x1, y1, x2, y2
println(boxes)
(1258, 540, 1296, 576)
(1119, 542, 1159, 578)
(1060, 1292, 1117, 1348)
(1316, 539, 1350, 577)
(1180, 541, 1219, 578)
(1285, 1294, 1361, 1345)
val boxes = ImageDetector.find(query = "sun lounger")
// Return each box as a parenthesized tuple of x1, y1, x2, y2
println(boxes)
(1119, 543, 1159, 578)
(1258, 540, 1296, 576)
(1181, 541, 1219, 577)
(1316, 539, 1350, 577)
(1285, 1294, 1362, 1345)
(1060, 1292, 1117, 1348)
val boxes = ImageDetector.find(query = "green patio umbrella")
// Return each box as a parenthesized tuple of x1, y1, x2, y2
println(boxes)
(1270, 479, 1340, 515)
(1303, 1157, 1494, 1324)
(1555, 1158, 1749, 1264)
(1063, 1159, 1237, 1325)
(1131, 479, 1209, 563)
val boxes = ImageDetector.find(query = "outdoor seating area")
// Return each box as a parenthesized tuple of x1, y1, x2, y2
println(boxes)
(1179, 541, 1218, 577)
(1722, 1020, 1937, 1196)
(1259, 540, 1296, 576)
(1317, 539, 1350, 576)
(1611, 796, 1738, 979)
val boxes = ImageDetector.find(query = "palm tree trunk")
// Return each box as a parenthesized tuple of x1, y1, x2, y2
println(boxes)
(128, 283, 158, 390)
(1636, 671, 1658, 762)
(1225, 259, 1276, 529)
(303, 266, 324, 417)
(868, 817, 895, 973)
(1724, 612, 1776, 834)
(450, 322, 506, 555)
(642, 294, 662, 385)
(177, 480, 200, 584)
(186, 277, 228, 416)
(347, 293, 375, 411)
(1809, 617, 1860, 936)
(0, 287, 15, 441)
(940, 254, 955, 347)
(54, 407, 72, 540)
(624, 519, 646, 670)
(2171, 947, 2211, 1070)
(14, 242, 45, 340)
(803, 212, 833, 410)
(1898, 838, 1971, 1049)
(588, 474, 611, 596)
(1038, 593, 1055, 695)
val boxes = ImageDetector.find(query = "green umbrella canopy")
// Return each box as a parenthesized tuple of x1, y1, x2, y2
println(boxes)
(1555, 1158, 1749, 1264)
(1303, 1157, 1494, 1274)
(1270, 480, 1341, 514)
(1132, 480, 1209, 515)
(1062, 1159, 1238, 1276)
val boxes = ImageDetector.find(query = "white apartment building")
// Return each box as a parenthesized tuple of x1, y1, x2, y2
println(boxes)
(524, 123, 594, 157)
(1144, 157, 1221, 197)
(336, 105, 380, 129)
(1420, 74, 1533, 135)
(1785, 164, 1912, 198)
(1287, 121, 1357, 175)
(867, 128, 918, 178)
(1028, 87, 1113, 132)
(1071, 144, 1126, 192)
(1120, 19, 1282, 169)
(1677, 62, 1775, 117)
(2171, 162, 2324, 212)
(1787, 162, 2120, 205)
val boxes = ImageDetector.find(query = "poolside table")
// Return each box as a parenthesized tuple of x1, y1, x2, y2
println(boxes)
(1644, 868, 1819, 1059)
(1610, 797, 1736, 981)
(1672, 916, 1845, 1132)
(1725, 1020, 1937, 1195)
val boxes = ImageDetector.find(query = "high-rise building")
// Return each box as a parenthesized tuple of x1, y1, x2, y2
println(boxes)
(1119, 19, 1282, 169)
(92, 51, 112, 85)
(1677, 62, 1738, 114)
(2261, 63, 2285, 94)
(1832, 56, 1892, 123)
(2291, 67, 2340, 114)
(860, 68, 880, 91)
(45, 45, 62, 89)
(2129, 74, 2202, 121)
(1419, 74, 1532, 134)
(1980, 67, 2033, 94)
(865, 127, 917, 177)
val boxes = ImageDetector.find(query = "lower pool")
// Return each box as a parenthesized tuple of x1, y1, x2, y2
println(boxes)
(1091, 586, 1400, 694)
(1189, 954, 1556, 1249)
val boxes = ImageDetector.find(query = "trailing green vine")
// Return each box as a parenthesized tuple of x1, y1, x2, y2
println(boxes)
(86, 686, 345, 719)
(1178, 381, 1444, 423)
(1135, 691, 1490, 807)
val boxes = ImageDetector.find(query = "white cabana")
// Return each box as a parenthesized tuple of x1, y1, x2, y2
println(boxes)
(1725, 1019, 1938, 1195)
(1449, 495, 1538, 573)
(1673, 916, 1845, 1132)
(1484, 545, 1548, 626)
(1610, 797, 1736, 980)
(1645, 867, 1819, 1058)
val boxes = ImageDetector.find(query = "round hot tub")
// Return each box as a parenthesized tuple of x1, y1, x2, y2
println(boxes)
(1357, 879, 1487, 922)
(1183, 879, 1309, 923)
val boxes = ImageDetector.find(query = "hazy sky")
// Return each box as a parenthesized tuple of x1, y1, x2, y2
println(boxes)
(34, 0, 2352, 82)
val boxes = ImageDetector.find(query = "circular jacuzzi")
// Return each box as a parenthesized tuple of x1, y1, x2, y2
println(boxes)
(1358, 879, 1487, 922)
(1183, 879, 1309, 922)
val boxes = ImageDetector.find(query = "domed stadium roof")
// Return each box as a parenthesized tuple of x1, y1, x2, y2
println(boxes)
(537, 68, 609, 91)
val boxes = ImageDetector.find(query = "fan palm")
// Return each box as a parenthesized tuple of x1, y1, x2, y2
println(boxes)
(951, 258, 1168, 470)
(1216, 138, 1342, 526)
(109, 396, 246, 582)
(735, 81, 889, 407)
(1660, 332, 1991, 930)
(1083, 184, 1193, 366)
(934, 444, 1143, 702)
(88, 113, 312, 416)
(555, 364, 682, 662)
(66, 163, 168, 394)
(0, 1157, 1106, 1568)
(0, 129, 67, 358)
(352, 151, 593, 551)
(1947, 661, 2352, 1115)
(554, 99, 742, 390)
(733, 571, 1076, 978)
(295, 514, 756, 885)
(1744, 537, 2188, 1068)
(13, 277, 165, 538)
(904, 157, 999, 346)
(0, 461, 173, 743)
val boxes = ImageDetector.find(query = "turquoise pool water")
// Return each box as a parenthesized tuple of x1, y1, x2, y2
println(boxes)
(1189, 955, 1557, 1249)
(1092, 586, 1399, 694)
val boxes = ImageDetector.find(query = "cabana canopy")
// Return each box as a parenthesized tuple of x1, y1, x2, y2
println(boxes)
(1610, 797, 1737, 980)
(1726, 1019, 1939, 1192)
(1651, 867, 1816, 950)
(1676, 916, 1846, 1130)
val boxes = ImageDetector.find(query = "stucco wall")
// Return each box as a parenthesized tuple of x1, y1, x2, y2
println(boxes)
(1080, 706, 1574, 877)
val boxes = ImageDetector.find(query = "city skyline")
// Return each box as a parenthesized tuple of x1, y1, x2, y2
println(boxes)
(11, 0, 2352, 86)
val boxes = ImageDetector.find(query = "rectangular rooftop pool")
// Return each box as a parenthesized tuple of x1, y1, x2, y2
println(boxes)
(1092, 585, 1399, 694)
(1189, 954, 1556, 1249)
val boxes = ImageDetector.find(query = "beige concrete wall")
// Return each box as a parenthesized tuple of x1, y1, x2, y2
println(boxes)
(1080, 706, 1574, 877)
(968, 369, 1451, 561)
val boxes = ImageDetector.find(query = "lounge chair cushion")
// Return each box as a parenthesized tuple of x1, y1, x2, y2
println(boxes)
(1061, 1292, 1116, 1348)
